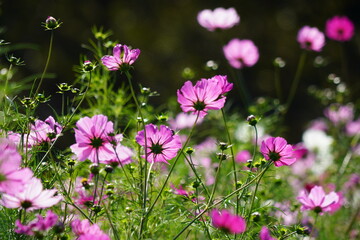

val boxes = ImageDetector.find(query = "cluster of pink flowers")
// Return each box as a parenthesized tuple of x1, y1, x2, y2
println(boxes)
(177, 75, 232, 118)
(15, 210, 58, 236)
(70, 114, 133, 166)
(29, 116, 63, 145)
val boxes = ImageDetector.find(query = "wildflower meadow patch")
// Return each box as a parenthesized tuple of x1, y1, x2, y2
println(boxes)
(0, 5, 359, 240)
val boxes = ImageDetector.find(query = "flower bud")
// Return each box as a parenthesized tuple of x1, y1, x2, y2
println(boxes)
(83, 60, 95, 72)
(104, 165, 114, 173)
(247, 115, 258, 126)
(44, 16, 62, 30)
(90, 163, 100, 174)
(185, 147, 195, 155)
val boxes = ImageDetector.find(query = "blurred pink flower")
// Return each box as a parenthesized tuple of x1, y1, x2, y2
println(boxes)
(102, 144, 133, 167)
(71, 219, 110, 240)
(324, 103, 354, 126)
(346, 118, 360, 136)
(297, 26, 325, 52)
(169, 112, 203, 130)
(326, 16, 354, 41)
(260, 226, 277, 240)
(101, 44, 140, 71)
(29, 116, 62, 145)
(260, 137, 296, 167)
(223, 39, 259, 69)
(0, 138, 33, 194)
(136, 124, 182, 164)
(291, 143, 315, 176)
(177, 75, 231, 117)
(15, 210, 58, 236)
(235, 150, 252, 163)
(197, 7, 240, 31)
(70, 115, 117, 163)
(0, 177, 62, 211)
(297, 185, 341, 214)
(211, 209, 246, 234)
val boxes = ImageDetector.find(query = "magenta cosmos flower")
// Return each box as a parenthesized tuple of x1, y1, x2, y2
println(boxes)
(29, 116, 62, 145)
(297, 26, 325, 52)
(223, 38, 259, 69)
(0, 177, 62, 211)
(136, 124, 182, 164)
(211, 209, 246, 234)
(297, 185, 341, 214)
(326, 16, 354, 41)
(101, 44, 140, 71)
(259, 226, 277, 240)
(70, 115, 120, 163)
(177, 75, 232, 118)
(260, 137, 296, 167)
(0, 138, 33, 194)
(197, 7, 240, 31)
(71, 219, 110, 240)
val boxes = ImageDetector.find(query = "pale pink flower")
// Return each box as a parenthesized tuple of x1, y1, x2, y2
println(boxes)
(0, 138, 33, 194)
(177, 76, 231, 117)
(260, 137, 296, 167)
(297, 185, 341, 214)
(197, 7, 240, 31)
(101, 44, 140, 71)
(324, 103, 354, 125)
(15, 210, 58, 236)
(297, 26, 325, 52)
(29, 116, 62, 145)
(211, 209, 246, 234)
(223, 38, 259, 69)
(326, 16, 354, 41)
(135, 124, 182, 164)
(102, 144, 133, 167)
(0, 177, 62, 211)
(260, 226, 277, 240)
(169, 112, 203, 130)
(70, 115, 117, 163)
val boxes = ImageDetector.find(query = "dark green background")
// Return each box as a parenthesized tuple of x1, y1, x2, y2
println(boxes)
(1, 0, 359, 142)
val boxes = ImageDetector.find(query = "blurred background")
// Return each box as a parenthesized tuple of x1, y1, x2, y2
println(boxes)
(1, 0, 360, 142)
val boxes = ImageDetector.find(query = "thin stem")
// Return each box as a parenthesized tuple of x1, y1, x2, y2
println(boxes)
(285, 51, 307, 112)
(144, 113, 200, 219)
(103, 201, 120, 240)
(173, 162, 273, 239)
(208, 157, 224, 205)
(309, 213, 319, 239)
(34, 30, 54, 96)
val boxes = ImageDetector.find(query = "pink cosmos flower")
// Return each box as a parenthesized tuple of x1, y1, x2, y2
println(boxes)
(0, 138, 33, 194)
(101, 44, 140, 71)
(223, 38, 259, 69)
(297, 26, 325, 52)
(211, 209, 246, 234)
(15, 210, 58, 236)
(29, 116, 62, 145)
(101, 144, 133, 167)
(260, 226, 277, 240)
(177, 75, 231, 117)
(297, 185, 341, 214)
(197, 7, 240, 31)
(326, 16, 354, 41)
(135, 124, 182, 164)
(324, 103, 354, 126)
(260, 137, 296, 167)
(71, 219, 110, 240)
(169, 112, 204, 130)
(0, 177, 62, 211)
(70, 115, 118, 163)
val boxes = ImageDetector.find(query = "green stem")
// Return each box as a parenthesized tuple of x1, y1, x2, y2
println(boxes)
(310, 213, 319, 239)
(34, 30, 54, 96)
(144, 113, 200, 219)
(208, 156, 224, 205)
(173, 162, 273, 239)
(285, 51, 307, 112)
(103, 201, 120, 240)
